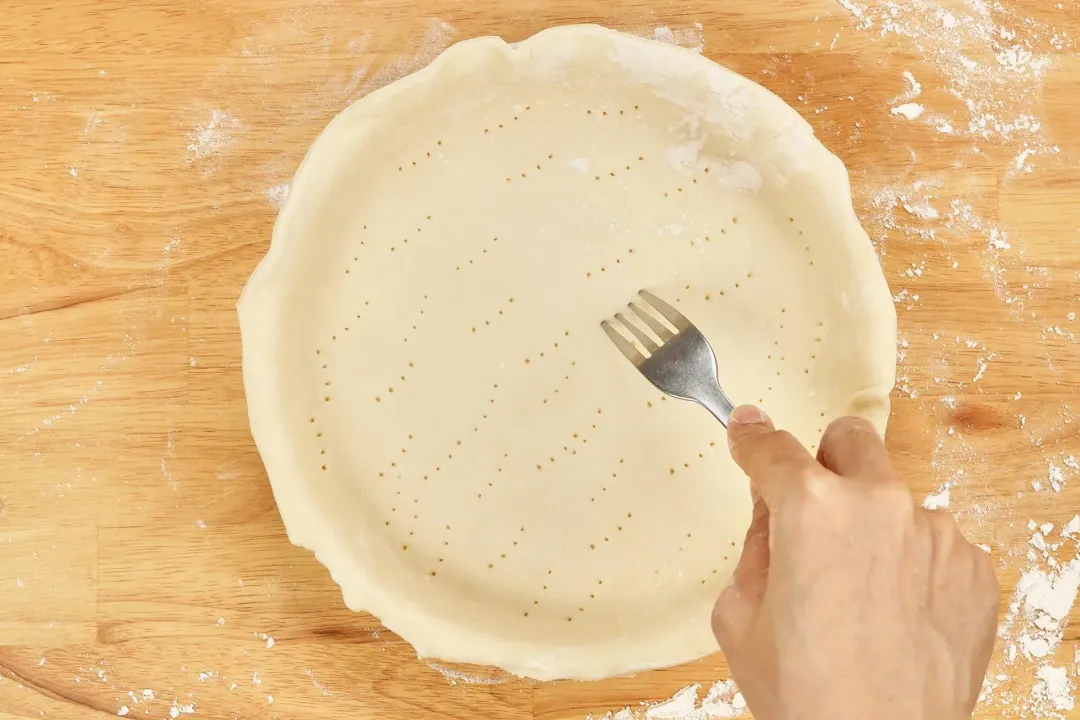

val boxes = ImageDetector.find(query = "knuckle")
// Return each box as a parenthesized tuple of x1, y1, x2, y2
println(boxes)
(785, 463, 831, 508)
(873, 479, 914, 509)
(859, 481, 915, 531)
(788, 472, 844, 530)
(822, 415, 878, 446)
(886, 479, 912, 503)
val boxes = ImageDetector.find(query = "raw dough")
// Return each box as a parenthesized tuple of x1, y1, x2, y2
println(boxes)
(238, 25, 896, 681)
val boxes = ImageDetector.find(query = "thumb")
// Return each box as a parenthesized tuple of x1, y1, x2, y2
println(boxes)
(712, 492, 770, 651)
(726, 404, 818, 510)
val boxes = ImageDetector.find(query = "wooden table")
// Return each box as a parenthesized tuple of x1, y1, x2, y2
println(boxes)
(2, 1, 1078, 718)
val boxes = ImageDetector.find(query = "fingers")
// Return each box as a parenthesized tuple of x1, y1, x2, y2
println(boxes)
(816, 416, 893, 479)
(727, 405, 819, 509)
(712, 496, 770, 651)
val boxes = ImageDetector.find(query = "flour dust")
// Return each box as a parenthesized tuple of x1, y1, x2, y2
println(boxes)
(587, 680, 745, 720)
(834, 0, 1069, 166)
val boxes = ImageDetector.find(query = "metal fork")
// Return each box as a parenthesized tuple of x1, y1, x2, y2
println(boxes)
(602, 290, 736, 426)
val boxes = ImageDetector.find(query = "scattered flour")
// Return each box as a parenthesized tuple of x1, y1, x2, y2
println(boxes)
(923, 483, 951, 509)
(569, 158, 591, 174)
(591, 680, 746, 720)
(866, 178, 944, 246)
(168, 700, 195, 719)
(1032, 666, 1075, 714)
(354, 20, 456, 102)
(630, 23, 706, 54)
(983, 524, 1080, 717)
(833, 0, 1067, 157)
(426, 662, 511, 686)
(303, 668, 334, 697)
(265, 183, 290, 211)
(186, 109, 243, 164)
(891, 102, 925, 119)
(903, 196, 939, 220)
(891, 69, 923, 103)
(1047, 462, 1066, 493)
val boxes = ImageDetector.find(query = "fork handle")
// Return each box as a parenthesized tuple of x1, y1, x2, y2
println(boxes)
(697, 382, 736, 427)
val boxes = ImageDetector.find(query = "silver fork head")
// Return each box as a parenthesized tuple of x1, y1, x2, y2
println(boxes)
(601, 290, 690, 366)
(601, 290, 735, 426)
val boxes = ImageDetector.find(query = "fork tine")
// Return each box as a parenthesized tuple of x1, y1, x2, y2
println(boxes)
(639, 290, 691, 331)
(614, 313, 659, 353)
(602, 320, 646, 367)
(629, 302, 675, 342)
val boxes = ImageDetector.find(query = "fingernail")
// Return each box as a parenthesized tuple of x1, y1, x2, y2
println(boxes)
(730, 405, 769, 425)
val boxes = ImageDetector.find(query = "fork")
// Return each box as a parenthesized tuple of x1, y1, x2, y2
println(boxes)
(602, 290, 736, 426)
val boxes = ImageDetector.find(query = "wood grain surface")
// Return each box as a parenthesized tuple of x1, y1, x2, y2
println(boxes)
(2, 1, 1079, 718)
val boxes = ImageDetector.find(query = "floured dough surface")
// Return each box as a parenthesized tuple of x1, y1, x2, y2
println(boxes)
(238, 25, 896, 681)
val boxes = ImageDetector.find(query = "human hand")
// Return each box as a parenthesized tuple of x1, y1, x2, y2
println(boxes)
(712, 405, 999, 720)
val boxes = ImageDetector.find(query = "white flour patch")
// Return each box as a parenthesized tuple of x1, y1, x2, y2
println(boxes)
(162, 237, 183, 265)
(1032, 666, 1075, 714)
(591, 680, 746, 720)
(623, 23, 706, 54)
(891, 102, 925, 119)
(982, 525, 1080, 716)
(82, 111, 103, 138)
(864, 178, 943, 250)
(646, 684, 700, 719)
(265, 183, 290, 210)
(710, 161, 763, 192)
(923, 483, 951, 509)
(356, 20, 456, 101)
(903, 196, 938, 220)
(891, 70, 923, 103)
(162, 424, 178, 491)
(568, 158, 591, 174)
(649, 23, 706, 54)
(186, 109, 243, 167)
(168, 700, 195, 718)
(427, 663, 510, 686)
(972, 353, 996, 383)
(1046, 462, 1067, 493)
(664, 138, 707, 175)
